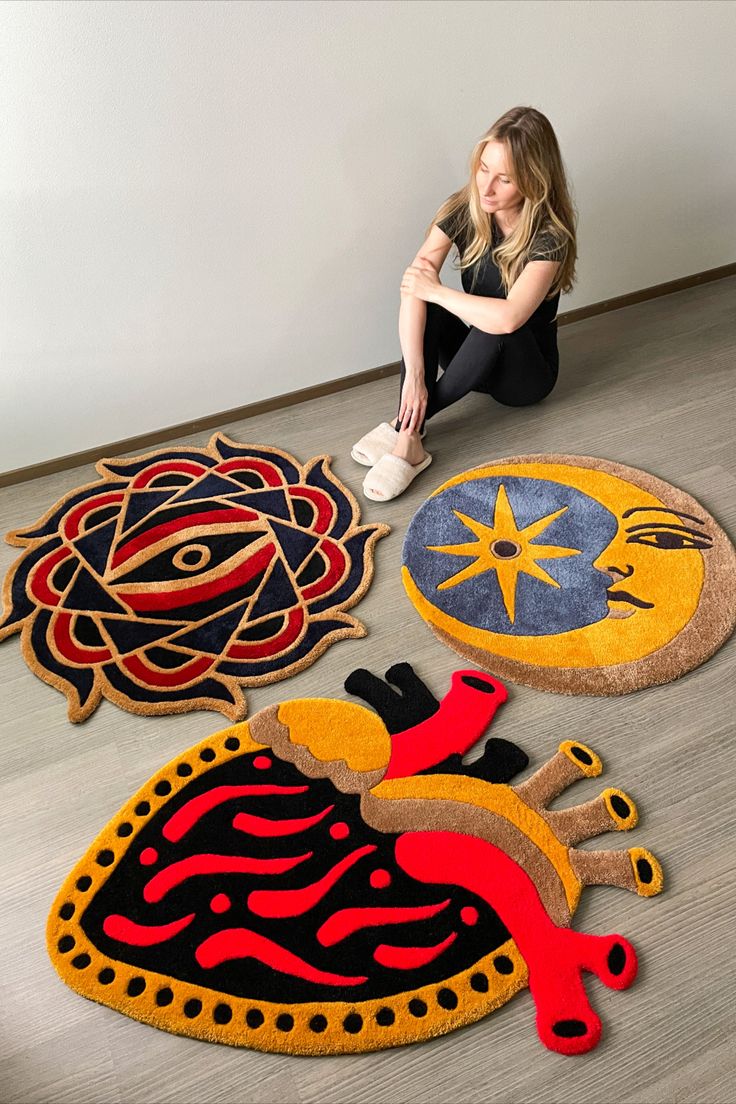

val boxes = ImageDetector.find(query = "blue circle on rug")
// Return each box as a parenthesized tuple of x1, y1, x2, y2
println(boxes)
(402, 476, 619, 636)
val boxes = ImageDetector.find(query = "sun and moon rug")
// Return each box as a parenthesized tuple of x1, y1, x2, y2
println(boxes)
(402, 454, 736, 695)
(48, 663, 663, 1057)
(0, 436, 388, 721)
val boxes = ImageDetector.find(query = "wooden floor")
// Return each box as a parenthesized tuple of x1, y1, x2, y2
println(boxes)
(1, 276, 735, 1104)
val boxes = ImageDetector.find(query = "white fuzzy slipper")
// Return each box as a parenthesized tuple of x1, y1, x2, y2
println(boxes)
(351, 422, 426, 467)
(362, 451, 433, 502)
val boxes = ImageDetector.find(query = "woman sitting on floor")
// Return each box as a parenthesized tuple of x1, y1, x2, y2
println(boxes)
(353, 104, 578, 502)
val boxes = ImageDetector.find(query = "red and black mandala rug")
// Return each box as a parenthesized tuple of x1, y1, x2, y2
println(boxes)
(0, 436, 388, 721)
(48, 663, 663, 1056)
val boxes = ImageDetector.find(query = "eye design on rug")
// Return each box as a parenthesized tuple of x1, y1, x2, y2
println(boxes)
(402, 456, 736, 695)
(0, 435, 388, 721)
(47, 663, 663, 1057)
(171, 544, 213, 573)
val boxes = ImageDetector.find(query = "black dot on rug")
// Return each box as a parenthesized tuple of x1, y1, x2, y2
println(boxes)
(276, 1013, 294, 1032)
(607, 942, 626, 975)
(127, 977, 146, 997)
(408, 999, 427, 1018)
(461, 675, 496, 693)
(75, 876, 92, 891)
(200, 748, 216, 762)
(637, 857, 653, 883)
(224, 737, 240, 751)
(134, 802, 150, 816)
(96, 850, 114, 867)
(246, 1009, 264, 1029)
(610, 794, 630, 818)
(59, 902, 75, 920)
(176, 763, 193, 777)
(437, 988, 458, 1010)
(491, 539, 521, 559)
(343, 1013, 363, 1034)
(184, 999, 202, 1019)
(493, 955, 514, 975)
(154, 780, 171, 796)
(214, 1003, 232, 1024)
(116, 822, 133, 837)
(375, 1007, 395, 1027)
(309, 1014, 328, 1033)
(155, 988, 173, 1006)
(58, 935, 75, 953)
(98, 968, 115, 985)
(552, 1019, 588, 1038)
(72, 954, 90, 970)
(470, 972, 489, 992)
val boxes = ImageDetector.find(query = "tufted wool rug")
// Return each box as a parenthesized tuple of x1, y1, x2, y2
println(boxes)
(48, 663, 663, 1057)
(401, 455, 736, 695)
(0, 435, 388, 721)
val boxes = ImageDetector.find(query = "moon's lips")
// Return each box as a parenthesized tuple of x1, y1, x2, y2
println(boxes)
(606, 589, 654, 610)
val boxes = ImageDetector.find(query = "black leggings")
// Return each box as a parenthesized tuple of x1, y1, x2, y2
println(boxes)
(396, 300, 559, 431)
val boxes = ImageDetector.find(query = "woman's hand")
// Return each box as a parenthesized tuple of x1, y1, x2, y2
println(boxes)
(400, 258, 442, 302)
(398, 374, 429, 434)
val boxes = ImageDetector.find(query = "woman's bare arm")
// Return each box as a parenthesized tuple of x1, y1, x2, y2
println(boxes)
(398, 293, 427, 376)
(433, 259, 559, 334)
(399, 224, 454, 374)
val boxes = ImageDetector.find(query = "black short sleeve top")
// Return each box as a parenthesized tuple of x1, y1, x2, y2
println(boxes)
(436, 209, 564, 329)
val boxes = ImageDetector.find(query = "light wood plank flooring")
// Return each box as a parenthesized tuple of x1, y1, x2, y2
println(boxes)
(1, 276, 734, 1104)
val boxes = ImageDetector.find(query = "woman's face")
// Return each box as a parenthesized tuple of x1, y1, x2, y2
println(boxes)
(476, 140, 523, 219)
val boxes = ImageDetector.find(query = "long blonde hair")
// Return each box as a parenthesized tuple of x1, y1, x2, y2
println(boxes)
(429, 106, 578, 299)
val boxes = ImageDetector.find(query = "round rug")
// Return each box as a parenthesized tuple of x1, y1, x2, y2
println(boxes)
(401, 455, 736, 695)
(0, 435, 388, 721)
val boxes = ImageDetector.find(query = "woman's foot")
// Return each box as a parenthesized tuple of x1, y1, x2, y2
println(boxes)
(351, 420, 425, 467)
(362, 430, 432, 502)
(391, 429, 427, 467)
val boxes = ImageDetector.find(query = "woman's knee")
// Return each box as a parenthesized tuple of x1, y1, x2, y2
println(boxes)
(489, 373, 557, 407)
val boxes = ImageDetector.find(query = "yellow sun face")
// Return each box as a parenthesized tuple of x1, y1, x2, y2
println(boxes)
(401, 457, 736, 694)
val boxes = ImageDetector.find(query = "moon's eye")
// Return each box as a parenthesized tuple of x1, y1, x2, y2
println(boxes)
(626, 530, 712, 550)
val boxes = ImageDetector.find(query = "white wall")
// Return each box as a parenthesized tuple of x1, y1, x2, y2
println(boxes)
(2, 0, 734, 472)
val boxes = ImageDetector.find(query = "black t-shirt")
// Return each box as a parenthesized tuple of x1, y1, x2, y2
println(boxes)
(436, 208, 565, 331)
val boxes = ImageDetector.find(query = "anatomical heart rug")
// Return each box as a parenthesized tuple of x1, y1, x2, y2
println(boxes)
(401, 454, 736, 695)
(0, 435, 388, 721)
(47, 663, 663, 1056)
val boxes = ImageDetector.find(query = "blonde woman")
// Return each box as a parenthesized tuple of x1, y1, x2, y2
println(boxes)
(353, 106, 578, 501)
